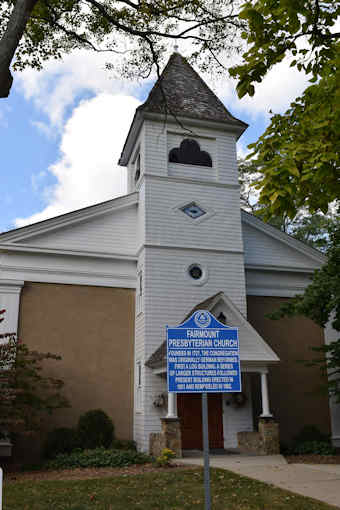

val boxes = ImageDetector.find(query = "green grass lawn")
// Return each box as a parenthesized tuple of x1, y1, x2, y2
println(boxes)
(3, 468, 338, 510)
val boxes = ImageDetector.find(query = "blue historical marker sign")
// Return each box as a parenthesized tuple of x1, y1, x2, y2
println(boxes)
(167, 310, 241, 393)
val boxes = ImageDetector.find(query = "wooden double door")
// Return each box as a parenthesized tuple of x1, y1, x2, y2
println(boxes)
(177, 393, 224, 450)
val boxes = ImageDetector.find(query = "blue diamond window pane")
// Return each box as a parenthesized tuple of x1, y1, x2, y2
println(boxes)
(181, 202, 206, 219)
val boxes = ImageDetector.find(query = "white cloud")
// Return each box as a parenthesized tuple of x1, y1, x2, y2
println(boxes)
(204, 55, 310, 120)
(12, 45, 311, 230)
(15, 50, 144, 129)
(15, 94, 140, 227)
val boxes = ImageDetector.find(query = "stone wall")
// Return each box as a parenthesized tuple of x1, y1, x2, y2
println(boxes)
(238, 418, 279, 455)
(149, 418, 182, 458)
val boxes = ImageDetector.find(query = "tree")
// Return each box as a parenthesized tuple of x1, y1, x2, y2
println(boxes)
(230, 1, 340, 220)
(0, 309, 69, 438)
(0, 0, 246, 98)
(239, 158, 339, 252)
(230, 0, 340, 98)
(269, 225, 340, 402)
(244, 63, 339, 219)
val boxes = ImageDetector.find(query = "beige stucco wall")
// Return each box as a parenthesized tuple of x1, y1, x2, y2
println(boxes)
(247, 296, 331, 446)
(17, 282, 135, 457)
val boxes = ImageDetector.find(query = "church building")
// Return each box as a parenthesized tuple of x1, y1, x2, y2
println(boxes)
(0, 52, 338, 457)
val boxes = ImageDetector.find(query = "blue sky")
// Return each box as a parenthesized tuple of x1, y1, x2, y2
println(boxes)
(0, 48, 310, 234)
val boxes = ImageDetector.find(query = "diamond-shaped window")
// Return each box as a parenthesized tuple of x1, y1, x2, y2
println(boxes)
(180, 202, 206, 219)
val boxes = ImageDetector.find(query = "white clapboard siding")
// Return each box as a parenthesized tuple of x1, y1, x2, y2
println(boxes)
(144, 178, 243, 252)
(223, 374, 253, 448)
(242, 222, 322, 270)
(17, 205, 138, 255)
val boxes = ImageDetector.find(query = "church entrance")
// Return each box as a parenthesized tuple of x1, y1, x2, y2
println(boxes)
(177, 393, 224, 450)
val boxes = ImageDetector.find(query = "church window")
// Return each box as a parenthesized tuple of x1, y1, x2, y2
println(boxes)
(136, 361, 142, 411)
(188, 264, 203, 280)
(137, 270, 143, 314)
(181, 202, 206, 219)
(134, 153, 141, 184)
(169, 138, 212, 167)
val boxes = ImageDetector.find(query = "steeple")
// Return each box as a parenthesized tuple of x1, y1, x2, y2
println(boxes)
(119, 52, 247, 166)
(140, 52, 246, 127)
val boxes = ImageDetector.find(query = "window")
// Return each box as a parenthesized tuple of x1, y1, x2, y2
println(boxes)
(188, 265, 203, 280)
(180, 202, 206, 219)
(169, 138, 212, 167)
(134, 153, 141, 184)
(186, 263, 208, 286)
(136, 361, 142, 412)
(137, 361, 142, 388)
(136, 270, 143, 314)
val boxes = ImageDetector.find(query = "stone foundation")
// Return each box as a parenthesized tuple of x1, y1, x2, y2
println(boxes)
(238, 418, 279, 455)
(149, 418, 182, 458)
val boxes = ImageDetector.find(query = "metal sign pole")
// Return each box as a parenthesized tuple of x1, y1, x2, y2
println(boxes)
(202, 392, 211, 510)
(167, 310, 241, 510)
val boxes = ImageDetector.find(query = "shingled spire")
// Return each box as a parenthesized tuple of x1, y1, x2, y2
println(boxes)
(139, 52, 247, 128)
(119, 52, 247, 165)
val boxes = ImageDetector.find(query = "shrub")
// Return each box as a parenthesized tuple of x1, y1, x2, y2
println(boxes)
(0, 310, 69, 438)
(292, 440, 336, 456)
(46, 447, 151, 470)
(294, 425, 329, 444)
(111, 439, 137, 451)
(155, 448, 176, 467)
(77, 409, 114, 449)
(43, 427, 80, 459)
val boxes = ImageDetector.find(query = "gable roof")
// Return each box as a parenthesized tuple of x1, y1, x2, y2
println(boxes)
(241, 210, 326, 268)
(119, 52, 248, 165)
(146, 291, 279, 369)
(0, 193, 139, 259)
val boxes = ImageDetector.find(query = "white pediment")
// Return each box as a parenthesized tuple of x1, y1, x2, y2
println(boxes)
(204, 292, 279, 364)
(241, 211, 325, 271)
(0, 193, 138, 258)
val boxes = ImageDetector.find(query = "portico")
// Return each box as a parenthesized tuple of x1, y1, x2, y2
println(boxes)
(146, 292, 279, 454)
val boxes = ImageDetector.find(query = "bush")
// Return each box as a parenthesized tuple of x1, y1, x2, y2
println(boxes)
(111, 439, 137, 451)
(155, 448, 176, 467)
(77, 409, 114, 449)
(292, 440, 336, 456)
(43, 427, 80, 459)
(294, 425, 329, 444)
(46, 447, 151, 470)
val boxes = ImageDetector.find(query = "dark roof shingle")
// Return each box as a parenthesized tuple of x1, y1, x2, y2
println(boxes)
(139, 53, 247, 127)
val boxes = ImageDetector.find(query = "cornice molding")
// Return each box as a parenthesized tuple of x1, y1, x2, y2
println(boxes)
(136, 243, 244, 256)
(142, 173, 240, 190)
(245, 263, 315, 274)
(0, 244, 138, 262)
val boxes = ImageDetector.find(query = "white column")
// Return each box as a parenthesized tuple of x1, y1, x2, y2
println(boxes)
(167, 392, 177, 418)
(260, 371, 272, 418)
(0, 280, 24, 335)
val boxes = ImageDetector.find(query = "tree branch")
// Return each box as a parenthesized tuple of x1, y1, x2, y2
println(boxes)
(0, 0, 39, 97)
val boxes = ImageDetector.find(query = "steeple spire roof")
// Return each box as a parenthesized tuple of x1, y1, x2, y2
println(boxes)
(139, 52, 247, 127)
(119, 52, 247, 166)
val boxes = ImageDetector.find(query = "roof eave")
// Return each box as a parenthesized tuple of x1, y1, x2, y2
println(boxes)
(118, 109, 143, 167)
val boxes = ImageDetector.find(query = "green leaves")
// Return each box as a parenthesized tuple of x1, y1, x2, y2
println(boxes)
(268, 224, 340, 401)
(0, 309, 69, 436)
(230, 0, 340, 95)
(245, 51, 340, 220)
